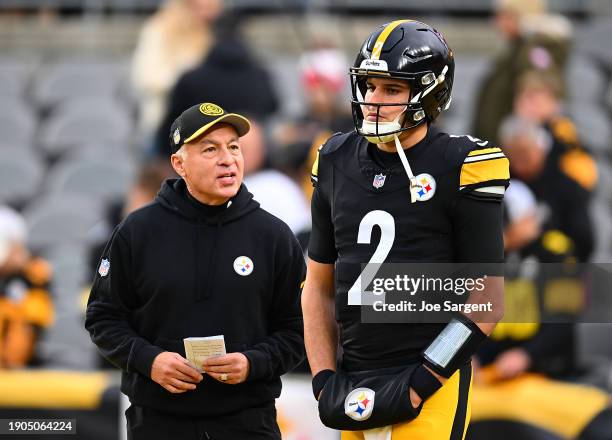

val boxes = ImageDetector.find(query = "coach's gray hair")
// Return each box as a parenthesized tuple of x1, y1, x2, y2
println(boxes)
(499, 116, 552, 153)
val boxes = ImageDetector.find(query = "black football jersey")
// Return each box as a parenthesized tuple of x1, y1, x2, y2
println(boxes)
(308, 127, 509, 371)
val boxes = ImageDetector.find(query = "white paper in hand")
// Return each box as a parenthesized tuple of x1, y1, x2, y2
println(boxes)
(183, 335, 226, 373)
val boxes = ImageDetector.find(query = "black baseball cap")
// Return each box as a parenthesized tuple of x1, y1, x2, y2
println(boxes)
(169, 103, 251, 153)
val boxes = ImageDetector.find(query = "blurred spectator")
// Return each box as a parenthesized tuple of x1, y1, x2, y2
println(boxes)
(489, 115, 593, 381)
(472, 0, 572, 144)
(514, 69, 564, 126)
(272, 46, 353, 199)
(0, 206, 54, 368)
(242, 119, 310, 235)
(503, 179, 541, 252)
(154, 15, 279, 157)
(131, 0, 223, 138)
(478, 165, 579, 378)
(504, 71, 598, 262)
(493, 105, 596, 379)
(500, 115, 552, 184)
(469, 174, 612, 440)
(295, 46, 353, 135)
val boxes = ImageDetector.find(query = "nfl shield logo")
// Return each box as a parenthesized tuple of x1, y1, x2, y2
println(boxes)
(373, 174, 386, 189)
(98, 259, 110, 277)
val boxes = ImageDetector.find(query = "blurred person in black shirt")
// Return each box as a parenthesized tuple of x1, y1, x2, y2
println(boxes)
(154, 14, 278, 158)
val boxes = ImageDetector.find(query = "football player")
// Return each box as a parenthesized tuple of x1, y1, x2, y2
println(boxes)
(302, 20, 509, 440)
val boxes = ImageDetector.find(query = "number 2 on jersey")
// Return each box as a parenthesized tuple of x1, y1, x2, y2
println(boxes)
(347, 210, 395, 305)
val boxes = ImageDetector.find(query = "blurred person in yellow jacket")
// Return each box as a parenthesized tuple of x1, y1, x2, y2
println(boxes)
(509, 70, 597, 262)
(0, 206, 54, 368)
(467, 99, 611, 440)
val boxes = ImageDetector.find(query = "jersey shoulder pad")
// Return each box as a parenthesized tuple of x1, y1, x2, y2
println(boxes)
(311, 131, 355, 184)
(448, 134, 510, 198)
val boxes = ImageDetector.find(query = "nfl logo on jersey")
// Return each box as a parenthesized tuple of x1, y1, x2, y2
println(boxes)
(98, 259, 110, 277)
(372, 174, 386, 189)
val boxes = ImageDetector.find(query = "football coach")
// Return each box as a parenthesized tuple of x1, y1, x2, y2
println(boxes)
(85, 103, 305, 440)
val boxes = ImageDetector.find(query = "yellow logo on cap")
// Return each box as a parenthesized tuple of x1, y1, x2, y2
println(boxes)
(199, 103, 224, 116)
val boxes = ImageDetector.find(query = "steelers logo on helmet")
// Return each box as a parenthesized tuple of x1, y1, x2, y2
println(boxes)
(344, 388, 375, 422)
(199, 103, 224, 116)
(349, 20, 455, 141)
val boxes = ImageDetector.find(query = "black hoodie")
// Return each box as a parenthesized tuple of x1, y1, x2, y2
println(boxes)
(85, 179, 305, 417)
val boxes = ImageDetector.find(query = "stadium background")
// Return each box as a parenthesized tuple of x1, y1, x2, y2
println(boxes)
(0, 1, 611, 439)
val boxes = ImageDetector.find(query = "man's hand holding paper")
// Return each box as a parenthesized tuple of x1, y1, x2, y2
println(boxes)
(150, 352, 203, 394)
(202, 352, 251, 384)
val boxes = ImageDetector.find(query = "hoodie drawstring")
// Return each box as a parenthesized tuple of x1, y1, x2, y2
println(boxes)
(197, 211, 224, 302)
(195, 220, 202, 301)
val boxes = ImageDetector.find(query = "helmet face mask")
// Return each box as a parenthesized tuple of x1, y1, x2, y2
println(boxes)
(350, 20, 455, 142)
(351, 71, 427, 142)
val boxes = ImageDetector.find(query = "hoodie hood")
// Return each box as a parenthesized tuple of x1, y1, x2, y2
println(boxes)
(156, 178, 260, 225)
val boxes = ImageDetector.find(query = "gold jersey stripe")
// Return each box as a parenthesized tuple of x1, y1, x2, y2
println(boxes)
(467, 147, 502, 157)
(371, 20, 412, 60)
(460, 157, 510, 187)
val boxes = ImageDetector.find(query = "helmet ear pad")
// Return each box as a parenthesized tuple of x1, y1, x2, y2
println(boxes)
(420, 79, 452, 122)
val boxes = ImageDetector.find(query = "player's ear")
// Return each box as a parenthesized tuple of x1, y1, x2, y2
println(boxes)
(170, 148, 186, 178)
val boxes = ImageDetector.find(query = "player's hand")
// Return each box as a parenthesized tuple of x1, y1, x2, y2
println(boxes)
(202, 352, 250, 384)
(493, 348, 531, 380)
(151, 352, 203, 394)
(409, 387, 422, 409)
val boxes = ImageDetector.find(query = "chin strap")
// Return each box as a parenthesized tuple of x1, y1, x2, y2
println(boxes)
(393, 135, 420, 203)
